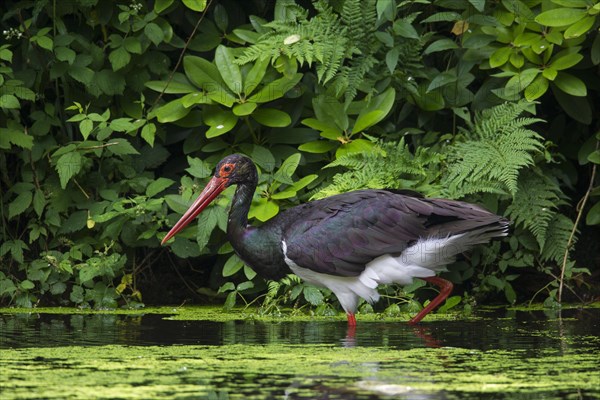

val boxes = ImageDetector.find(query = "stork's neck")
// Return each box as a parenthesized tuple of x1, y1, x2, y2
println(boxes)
(225, 181, 291, 281)
(227, 182, 255, 241)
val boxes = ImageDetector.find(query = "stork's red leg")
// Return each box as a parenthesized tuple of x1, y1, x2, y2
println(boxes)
(347, 313, 357, 326)
(408, 276, 453, 325)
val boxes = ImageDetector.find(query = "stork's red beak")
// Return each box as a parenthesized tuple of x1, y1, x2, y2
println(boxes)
(161, 176, 228, 245)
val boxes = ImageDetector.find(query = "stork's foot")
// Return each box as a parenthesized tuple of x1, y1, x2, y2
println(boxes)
(408, 276, 453, 325)
(347, 313, 357, 326)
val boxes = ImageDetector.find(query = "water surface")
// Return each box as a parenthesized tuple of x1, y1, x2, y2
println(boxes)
(1, 307, 598, 399)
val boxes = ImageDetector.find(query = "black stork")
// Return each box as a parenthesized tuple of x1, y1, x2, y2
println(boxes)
(162, 154, 509, 325)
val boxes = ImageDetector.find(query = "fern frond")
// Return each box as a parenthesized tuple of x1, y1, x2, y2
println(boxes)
(313, 138, 439, 199)
(541, 214, 575, 263)
(446, 101, 545, 197)
(505, 170, 567, 250)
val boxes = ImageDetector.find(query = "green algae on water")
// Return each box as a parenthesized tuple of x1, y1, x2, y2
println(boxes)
(1, 343, 599, 399)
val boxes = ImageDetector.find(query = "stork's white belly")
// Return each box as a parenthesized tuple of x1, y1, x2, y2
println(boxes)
(281, 235, 467, 314)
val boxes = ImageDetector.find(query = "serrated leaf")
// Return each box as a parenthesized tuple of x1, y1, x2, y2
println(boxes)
(303, 285, 324, 306)
(146, 177, 175, 197)
(141, 123, 156, 146)
(107, 138, 140, 156)
(186, 156, 212, 178)
(109, 47, 130, 71)
(79, 119, 93, 139)
(56, 151, 82, 189)
(144, 22, 165, 46)
(8, 191, 32, 219)
(33, 189, 46, 217)
(196, 206, 219, 249)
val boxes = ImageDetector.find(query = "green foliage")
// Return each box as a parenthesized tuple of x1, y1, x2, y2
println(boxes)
(1, 0, 597, 313)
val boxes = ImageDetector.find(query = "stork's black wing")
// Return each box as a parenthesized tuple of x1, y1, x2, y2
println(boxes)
(280, 190, 506, 277)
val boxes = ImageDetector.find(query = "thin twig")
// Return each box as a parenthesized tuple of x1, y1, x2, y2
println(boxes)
(558, 139, 599, 303)
(149, 0, 214, 112)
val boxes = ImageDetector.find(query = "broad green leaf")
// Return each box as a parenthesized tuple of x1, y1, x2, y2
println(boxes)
(145, 80, 196, 94)
(353, 87, 395, 133)
(251, 108, 291, 127)
(56, 151, 82, 188)
(215, 45, 242, 95)
(274, 153, 301, 184)
(123, 37, 142, 54)
(223, 254, 244, 277)
(0, 94, 19, 109)
(468, 0, 485, 12)
(109, 118, 136, 132)
(182, 0, 207, 12)
(564, 15, 595, 39)
(551, 53, 583, 70)
(144, 23, 165, 46)
(171, 238, 201, 258)
(154, 0, 174, 13)
(489, 47, 511, 68)
(146, 177, 175, 197)
(232, 102, 257, 116)
(247, 73, 302, 103)
(155, 99, 191, 123)
(243, 57, 270, 95)
(204, 109, 238, 138)
(20, 280, 35, 290)
(79, 266, 102, 283)
(298, 140, 337, 153)
(301, 118, 339, 132)
(542, 67, 558, 81)
(393, 19, 419, 39)
(180, 92, 212, 107)
(586, 201, 600, 225)
(183, 55, 225, 88)
(243, 144, 275, 171)
(427, 71, 457, 92)
(8, 191, 32, 219)
(535, 8, 586, 27)
(553, 72, 587, 97)
(249, 197, 279, 222)
(505, 68, 539, 95)
(271, 174, 317, 199)
(385, 47, 400, 73)
(588, 150, 600, 164)
(336, 138, 375, 158)
(524, 75, 549, 101)
(423, 38, 459, 54)
(79, 119, 93, 139)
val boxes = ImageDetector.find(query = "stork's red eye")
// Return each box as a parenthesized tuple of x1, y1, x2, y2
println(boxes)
(220, 163, 234, 176)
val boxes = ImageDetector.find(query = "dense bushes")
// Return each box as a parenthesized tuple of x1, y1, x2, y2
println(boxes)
(1, 0, 598, 311)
